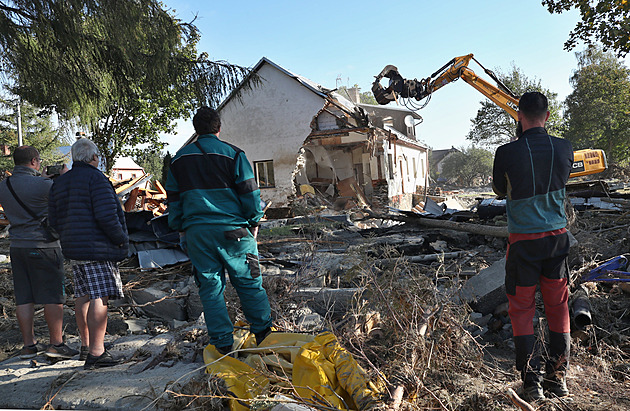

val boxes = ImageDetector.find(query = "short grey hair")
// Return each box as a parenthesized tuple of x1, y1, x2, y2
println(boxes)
(71, 138, 99, 163)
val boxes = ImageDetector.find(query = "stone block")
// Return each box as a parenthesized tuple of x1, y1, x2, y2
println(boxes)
(460, 258, 507, 315)
(130, 287, 187, 321)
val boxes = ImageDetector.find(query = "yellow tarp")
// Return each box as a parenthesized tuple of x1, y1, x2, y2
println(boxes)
(203, 325, 381, 410)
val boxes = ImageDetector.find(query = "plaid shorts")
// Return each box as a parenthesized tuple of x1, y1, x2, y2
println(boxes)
(72, 260, 124, 300)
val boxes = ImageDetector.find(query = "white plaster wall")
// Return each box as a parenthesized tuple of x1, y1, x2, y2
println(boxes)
(383, 142, 428, 197)
(327, 149, 354, 180)
(219, 63, 326, 205)
(112, 169, 142, 181)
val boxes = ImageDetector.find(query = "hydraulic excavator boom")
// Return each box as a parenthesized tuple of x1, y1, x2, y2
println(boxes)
(371, 54, 607, 178)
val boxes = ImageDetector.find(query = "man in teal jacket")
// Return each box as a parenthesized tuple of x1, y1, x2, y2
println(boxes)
(166, 107, 272, 354)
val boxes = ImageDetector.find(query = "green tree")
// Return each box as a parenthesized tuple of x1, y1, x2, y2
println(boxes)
(0, 94, 66, 171)
(439, 146, 493, 187)
(466, 64, 563, 148)
(0, 0, 250, 172)
(134, 150, 164, 183)
(543, 0, 630, 57)
(564, 46, 630, 165)
(360, 90, 377, 105)
(161, 151, 172, 186)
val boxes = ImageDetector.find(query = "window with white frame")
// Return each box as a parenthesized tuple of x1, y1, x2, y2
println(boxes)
(254, 160, 275, 188)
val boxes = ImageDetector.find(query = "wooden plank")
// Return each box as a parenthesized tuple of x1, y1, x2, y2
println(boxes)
(154, 180, 167, 195)
(124, 187, 140, 212)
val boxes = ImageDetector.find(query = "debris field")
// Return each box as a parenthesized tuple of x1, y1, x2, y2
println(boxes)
(0, 177, 630, 410)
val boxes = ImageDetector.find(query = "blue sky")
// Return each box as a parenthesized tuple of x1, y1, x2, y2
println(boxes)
(161, 0, 584, 152)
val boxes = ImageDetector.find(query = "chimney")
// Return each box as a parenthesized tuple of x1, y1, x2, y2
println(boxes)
(347, 87, 360, 104)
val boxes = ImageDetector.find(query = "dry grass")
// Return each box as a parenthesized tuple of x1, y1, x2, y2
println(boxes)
(2, 206, 630, 409)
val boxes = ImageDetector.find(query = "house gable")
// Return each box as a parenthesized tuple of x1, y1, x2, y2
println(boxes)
(218, 60, 329, 203)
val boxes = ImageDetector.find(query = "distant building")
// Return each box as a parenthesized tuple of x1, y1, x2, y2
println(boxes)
(430, 147, 460, 179)
(111, 157, 145, 181)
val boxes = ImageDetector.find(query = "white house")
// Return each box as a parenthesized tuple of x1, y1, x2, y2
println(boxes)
(111, 157, 145, 181)
(187, 57, 429, 211)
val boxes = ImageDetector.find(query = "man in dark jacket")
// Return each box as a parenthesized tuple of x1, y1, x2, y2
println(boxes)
(166, 107, 272, 355)
(49, 138, 129, 369)
(493, 92, 573, 402)
(0, 146, 77, 359)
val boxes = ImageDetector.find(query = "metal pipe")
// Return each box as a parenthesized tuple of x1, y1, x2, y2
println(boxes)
(571, 286, 592, 330)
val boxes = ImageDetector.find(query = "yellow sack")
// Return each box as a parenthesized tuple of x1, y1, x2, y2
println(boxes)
(203, 328, 380, 410)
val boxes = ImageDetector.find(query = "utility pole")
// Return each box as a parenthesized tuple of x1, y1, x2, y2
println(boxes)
(16, 100, 23, 146)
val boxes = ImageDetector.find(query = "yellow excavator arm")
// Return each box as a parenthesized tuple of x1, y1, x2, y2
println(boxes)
(371, 54, 606, 178)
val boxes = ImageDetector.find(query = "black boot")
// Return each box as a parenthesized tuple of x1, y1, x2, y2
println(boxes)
(255, 327, 272, 346)
(514, 334, 545, 402)
(543, 331, 570, 397)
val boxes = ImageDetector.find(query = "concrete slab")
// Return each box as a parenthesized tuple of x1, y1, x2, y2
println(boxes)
(460, 258, 507, 315)
(0, 334, 204, 410)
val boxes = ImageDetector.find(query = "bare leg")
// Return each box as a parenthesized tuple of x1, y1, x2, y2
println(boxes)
(16, 303, 35, 346)
(43, 304, 64, 346)
(75, 295, 90, 348)
(87, 297, 109, 357)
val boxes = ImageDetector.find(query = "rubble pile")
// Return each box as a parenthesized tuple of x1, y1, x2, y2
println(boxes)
(0, 179, 629, 409)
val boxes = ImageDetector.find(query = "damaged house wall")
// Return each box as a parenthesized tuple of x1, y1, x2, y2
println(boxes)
(218, 59, 328, 205)
(212, 57, 429, 211)
(381, 138, 429, 210)
(358, 104, 428, 210)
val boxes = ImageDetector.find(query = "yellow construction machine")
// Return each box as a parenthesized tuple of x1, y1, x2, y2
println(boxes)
(371, 54, 607, 178)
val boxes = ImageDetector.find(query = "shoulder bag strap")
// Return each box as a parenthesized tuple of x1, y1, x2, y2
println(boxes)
(194, 140, 213, 162)
(5, 177, 40, 220)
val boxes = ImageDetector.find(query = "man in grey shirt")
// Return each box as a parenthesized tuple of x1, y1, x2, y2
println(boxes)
(0, 146, 77, 360)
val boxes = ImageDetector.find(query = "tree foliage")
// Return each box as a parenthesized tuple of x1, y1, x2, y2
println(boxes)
(543, 0, 630, 57)
(439, 146, 493, 187)
(134, 149, 164, 183)
(564, 45, 630, 165)
(466, 64, 563, 148)
(0, 94, 66, 171)
(0, 0, 251, 171)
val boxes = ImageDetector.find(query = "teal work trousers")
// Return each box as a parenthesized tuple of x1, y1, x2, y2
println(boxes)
(186, 224, 272, 348)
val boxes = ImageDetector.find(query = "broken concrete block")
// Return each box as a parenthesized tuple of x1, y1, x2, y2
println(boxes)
(470, 312, 493, 328)
(460, 258, 507, 315)
(130, 287, 187, 322)
(297, 312, 324, 331)
(183, 279, 204, 321)
(125, 318, 148, 334)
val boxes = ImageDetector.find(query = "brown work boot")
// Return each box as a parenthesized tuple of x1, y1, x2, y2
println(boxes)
(543, 370, 569, 397)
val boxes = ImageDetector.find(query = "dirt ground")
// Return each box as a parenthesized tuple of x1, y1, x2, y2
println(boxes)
(1, 192, 630, 410)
